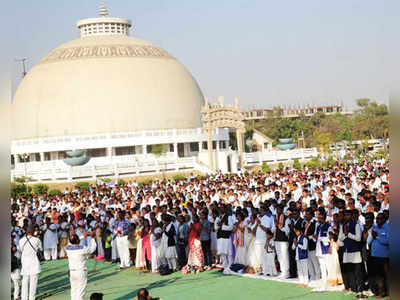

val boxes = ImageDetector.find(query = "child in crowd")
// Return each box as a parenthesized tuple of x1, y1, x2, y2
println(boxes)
(293, 226, 309, 287)
(264, 230, 277, 276)
(104, 230, 113, 264)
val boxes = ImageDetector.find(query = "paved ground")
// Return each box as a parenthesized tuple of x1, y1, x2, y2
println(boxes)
(28, 259, 357, 300)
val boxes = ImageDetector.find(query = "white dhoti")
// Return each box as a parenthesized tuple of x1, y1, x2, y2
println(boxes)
(166, 247, 178, 270)
(70, 269, 87, 300)
(11, 269, 20, 300)
(217, 238, 232, 269)
(116, 235, 130, 268)
(265, 252, 277, 276)
(275, 241, 289, 278)
(21, 274, 38, 300)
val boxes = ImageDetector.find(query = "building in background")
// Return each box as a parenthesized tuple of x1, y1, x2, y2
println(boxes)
(11, 6, 235, 181)
(10, 6, 319, 182)
(242, 104, 353, 120)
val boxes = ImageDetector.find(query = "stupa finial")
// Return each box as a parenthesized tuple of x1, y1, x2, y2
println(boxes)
(99, 4, 109, 17)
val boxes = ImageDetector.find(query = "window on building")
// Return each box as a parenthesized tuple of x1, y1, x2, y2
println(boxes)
(212, 141, 216, 149)
(220, 141, 226, 149)
(58, 151, 67, 159)
(326, 107, 333, 113)
(86, 148, 106, 158)
(34, 153, 40, 161)
(115, 146, 135, 156)
(202, 141, 208, 150)
(190, 142, 199, 152)
(169, 144, 174, 152)
(44, 152, 51, 161)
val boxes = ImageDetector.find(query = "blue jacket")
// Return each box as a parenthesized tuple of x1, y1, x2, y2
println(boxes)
(368, 223, 389, 258)
(343, 221, 361, 253)
(297, 235, 308, 260)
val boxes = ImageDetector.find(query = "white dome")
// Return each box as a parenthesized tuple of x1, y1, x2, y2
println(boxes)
(12, 33, 204, 140)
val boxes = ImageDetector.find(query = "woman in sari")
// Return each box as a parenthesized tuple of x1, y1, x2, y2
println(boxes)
(233, 211, 247, 265)
(141, 219, 152, 272)
(327, 216, 343, 286)
(187, 214, 204, 268)
(245, 214, 259, 273)
(134, 218, 146, 270)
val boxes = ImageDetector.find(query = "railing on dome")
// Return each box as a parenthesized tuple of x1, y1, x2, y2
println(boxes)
(11, 128, 225, 154)
(11, 155, 199, 183)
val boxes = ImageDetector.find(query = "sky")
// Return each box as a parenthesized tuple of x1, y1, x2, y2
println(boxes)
(4, 0, 398, 110)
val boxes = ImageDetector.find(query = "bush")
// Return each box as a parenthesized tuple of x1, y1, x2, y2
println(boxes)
(327, 156, 336, 168)
(173, 174, 186, 182)
(33, 183, 49, 195)
(117, 178, 126, 186)
(293, 158, 301, 170)
(14, 176, 28, 184)
(75, 181, 90, 191)
(277, 162, 284, 171)
(261, 162, 270, 173)
(305, 157, 321, 168)
(11, 182, 31, 199)
(100, 178, 112, 183)
(138, 179, 153, 187)
(49, 189, 62, 196)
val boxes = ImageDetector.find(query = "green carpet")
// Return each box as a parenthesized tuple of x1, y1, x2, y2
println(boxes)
(27, 259, 356, 299)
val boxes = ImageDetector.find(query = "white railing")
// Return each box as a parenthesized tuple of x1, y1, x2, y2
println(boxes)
(11, 128, 230, 155)
(11, 156, 198, 183)
(244, 148, 318, 166)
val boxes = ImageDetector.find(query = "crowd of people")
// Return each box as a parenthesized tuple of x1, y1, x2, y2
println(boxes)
(11, 157, 389, 299)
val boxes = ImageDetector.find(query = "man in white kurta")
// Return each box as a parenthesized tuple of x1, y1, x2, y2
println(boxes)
(19, 228, 42, 300)
(254, 206, 274, 275)
(216, 208, 234, 270)
(42, 222, 58, 260)
(65, 234, 97, 300)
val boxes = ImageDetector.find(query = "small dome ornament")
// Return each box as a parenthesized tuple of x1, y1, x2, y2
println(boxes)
(99, 4, 109, 17)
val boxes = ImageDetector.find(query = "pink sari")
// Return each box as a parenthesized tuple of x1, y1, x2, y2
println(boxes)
(141, 228, 152, 262)
(187, 223, 203, 267)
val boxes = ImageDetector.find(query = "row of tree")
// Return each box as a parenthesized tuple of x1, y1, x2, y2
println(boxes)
(247, 98, 389, 151)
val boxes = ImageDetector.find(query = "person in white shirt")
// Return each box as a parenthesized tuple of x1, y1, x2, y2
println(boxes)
(65, 233, 97, 300)
(42, 218, 58, 261)
(215, 206, 234, 270)
(19, 227, 42, 300)
(254, 206, 274, 275)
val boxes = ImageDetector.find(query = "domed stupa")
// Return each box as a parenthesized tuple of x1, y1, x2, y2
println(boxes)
(11, 5, 231, 180)
(12, 5, 204, 139)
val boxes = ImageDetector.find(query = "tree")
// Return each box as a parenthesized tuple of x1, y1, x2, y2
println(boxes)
(261, 162, 270, 173)
(293, 158, 301, 170)
(150, 144, 167, 156)
(150, 144, 168, 179)
(353, 98, 389, 139)
(314, 132, 334, 154)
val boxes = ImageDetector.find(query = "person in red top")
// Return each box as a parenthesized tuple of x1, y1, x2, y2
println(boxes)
(187, 214, 204, 268)
(51, 208, 59, 224)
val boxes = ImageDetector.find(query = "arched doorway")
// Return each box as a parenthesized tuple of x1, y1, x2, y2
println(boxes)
(201, 96, 245, 171)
